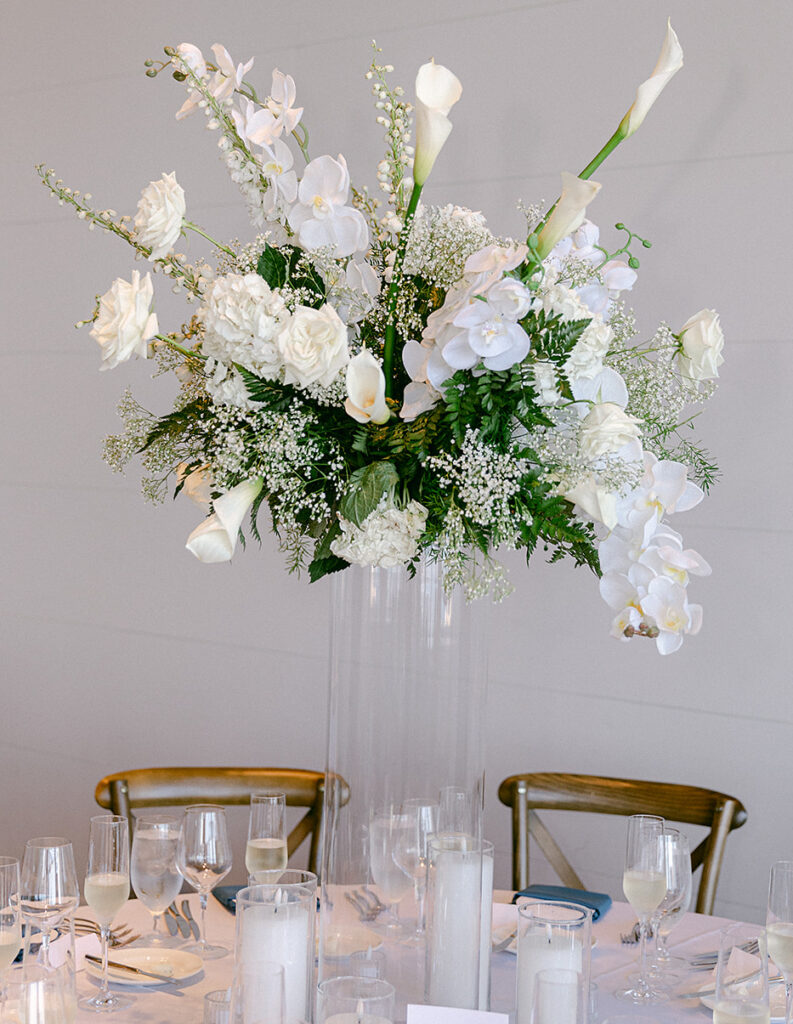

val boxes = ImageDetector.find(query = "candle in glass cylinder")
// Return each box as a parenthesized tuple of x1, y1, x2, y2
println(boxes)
(478, 841, 494, 1010)
(515, 902, 592, 1024)
(235, 883, 314, 1022)
(317, 978, 395, 1024)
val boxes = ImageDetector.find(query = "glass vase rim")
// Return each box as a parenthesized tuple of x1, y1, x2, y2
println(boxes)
(25, 836, 72, 848)
(236, 882, 315, 905)
(317, 974, 396, 997)
(428, 833, 491, 854)
(517, 900, 593, 924)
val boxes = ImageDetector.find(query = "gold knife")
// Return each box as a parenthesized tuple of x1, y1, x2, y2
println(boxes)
(85, 954, 175, 983)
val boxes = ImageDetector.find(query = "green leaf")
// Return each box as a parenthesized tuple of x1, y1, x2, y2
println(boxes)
(256, 244, 289, 289)
(308, 520, 348, 582)
(340, 461, 399, 526)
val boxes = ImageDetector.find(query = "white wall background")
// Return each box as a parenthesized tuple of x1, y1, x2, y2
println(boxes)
(3, 0, 792, 923)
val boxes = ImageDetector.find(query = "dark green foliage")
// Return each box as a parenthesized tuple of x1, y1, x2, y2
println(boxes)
(256, 244, 325, 307)
(339, 461, 400, 526)
(520, 309, 591, 365)
(443, 366, 554, 448)
(140, 399, 207, 452)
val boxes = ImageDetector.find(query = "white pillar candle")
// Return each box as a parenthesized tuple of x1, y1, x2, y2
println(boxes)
(516, 902, 592, 1024)
(426, 837, 482, 1009)
(239, 899, 311, 1021)
(531, 968, 581, 1024)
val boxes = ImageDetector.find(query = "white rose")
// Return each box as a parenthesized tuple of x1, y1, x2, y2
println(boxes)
(185, 478, 263, 563)
(580, 402, 642, 461)
(277, 303, 349, 387)
(133, 172, 186, 260)
(345, 350, 391, 424)
(678, 308, 724, 381)
(90, 270, 159, 370)
(486, 277, 532, 320)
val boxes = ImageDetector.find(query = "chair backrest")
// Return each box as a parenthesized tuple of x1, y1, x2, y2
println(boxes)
(95, 767, 332, 876)
(497, 772, 747, 915)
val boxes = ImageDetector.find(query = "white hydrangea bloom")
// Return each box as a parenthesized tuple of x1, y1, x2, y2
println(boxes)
(563, 319, 614, 383)
(200, 273, 287, 379)
(331, 498, 428, 568)
(203, 358, 253, 410)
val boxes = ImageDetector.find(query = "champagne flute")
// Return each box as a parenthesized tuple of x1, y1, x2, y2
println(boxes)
(0, 859, 21, 997)
(177, 805, 232, 959)
(714, 923, 769, 1023)
(79, 815, 131, 1013)
(245, 792, 287, 882)
(393, 798, 438, 939)
(648, 828, 692, 974)
(615, 814, 667, 1004)
(19, 839, 79, 973)
(130, 815, 182, 944)
(767, 860, 793, 1024)
(369, 810, 412, 932)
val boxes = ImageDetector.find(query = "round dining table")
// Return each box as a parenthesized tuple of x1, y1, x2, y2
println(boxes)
(68, 890, 770, 1022)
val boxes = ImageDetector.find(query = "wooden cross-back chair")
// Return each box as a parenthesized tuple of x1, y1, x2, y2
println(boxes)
(95, 766, 337, 877)
(497, 772, 747, 915)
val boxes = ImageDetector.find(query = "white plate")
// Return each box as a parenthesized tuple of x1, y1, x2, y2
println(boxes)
(85, 947, 203, 986)
(321, 925, 383, 959)
(699, 978, 787, 1021)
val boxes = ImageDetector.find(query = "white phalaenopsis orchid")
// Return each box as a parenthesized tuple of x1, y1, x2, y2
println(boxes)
(186, 478, 263, 563)
(288, 154, 369, 257)
(619, 20, 683, 138)
(413, 60, 463, 186)
(259, 138, 298, 214)
(535, 172, 602, 260)
(209, 44, 254, 103)
(266, 69, 303, 136)
(345, 350, 391, 424)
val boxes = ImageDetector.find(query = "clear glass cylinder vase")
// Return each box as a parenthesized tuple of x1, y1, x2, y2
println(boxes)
(318, 556, 489, 1020)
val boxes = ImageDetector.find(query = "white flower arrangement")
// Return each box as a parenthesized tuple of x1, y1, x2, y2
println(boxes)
(39, 25, 723, 652)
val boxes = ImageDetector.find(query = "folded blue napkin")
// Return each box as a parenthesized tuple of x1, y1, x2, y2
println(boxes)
(512, 884, 612, 920)
(212, 884, 321, 914)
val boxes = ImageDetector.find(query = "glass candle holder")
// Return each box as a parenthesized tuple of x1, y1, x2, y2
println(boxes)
(235, 882, 315, 1024)
(425, 834, 490, 1010)
(203, 988, 231, 1024)
(516, 901, 593, 1024)
(531, 968, 584, 1024)
(232, 961, 286, 1024)
(316, 976, 395, 1024)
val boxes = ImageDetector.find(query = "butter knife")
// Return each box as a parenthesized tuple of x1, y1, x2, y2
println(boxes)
(181, 899, 200, 940)
(167, 904, 190, 939)
(163, 908, 178, 937)
(85, 954, 175, 983)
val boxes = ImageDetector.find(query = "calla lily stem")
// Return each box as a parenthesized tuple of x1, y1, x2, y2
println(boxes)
(383, 182, 423, 398)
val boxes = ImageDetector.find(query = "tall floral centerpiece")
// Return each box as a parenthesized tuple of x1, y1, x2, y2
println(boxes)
(41, 21, 723, 1015)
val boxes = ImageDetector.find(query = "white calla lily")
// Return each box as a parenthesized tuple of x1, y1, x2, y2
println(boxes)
(345, 350, 391, 424)
(186, 478, 263, 563)
(619, 20, 684, 138)
(535, 172, 602, 260)
(413, 60, 462, 186)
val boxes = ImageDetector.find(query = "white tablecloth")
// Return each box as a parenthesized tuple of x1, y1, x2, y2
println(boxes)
(72, 892, 739, 1023)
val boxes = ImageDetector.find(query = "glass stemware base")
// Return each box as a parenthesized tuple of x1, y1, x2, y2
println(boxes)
(79, 990, 135, 1014)
(614, 977, 670, 1004)
(183, 938, 229, 960)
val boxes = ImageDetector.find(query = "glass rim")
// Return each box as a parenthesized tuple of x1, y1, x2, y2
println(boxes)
(250, 791, 286, 802)
(428, 833, 490, 854)
(25, 836, 72, 848)
(517, 899, 593, 924)
(183, 804, 226, 813)
(317, 974, 395, 997)
(236, 882, 315, 905)
(133, 813, 181, 828)
(89, 814, 127, 825)
(0, 856, 20, 867)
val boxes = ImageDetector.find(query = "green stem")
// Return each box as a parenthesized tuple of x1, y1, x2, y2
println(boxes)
(184, 221, 236, 257)
(292, 123, 310, 164)
(383, 183, 423, 398)
(155, 334, 204, 360)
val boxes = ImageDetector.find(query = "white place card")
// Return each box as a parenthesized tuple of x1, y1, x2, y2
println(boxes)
(406, 1007, 508, 1024)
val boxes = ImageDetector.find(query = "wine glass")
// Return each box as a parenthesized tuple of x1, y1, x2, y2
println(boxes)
(369, 810, 412, 931)
(130, 815, 182, 944)
(393, 798, 438, 939)
(19, 838, 79, 973)
(245, 792, 287, 882)
(767, 860, 793, 1024)
(714, 922, 769, 1023)
(79, 814, 131, 1013)
(0, 859, 21, 997)
(615, 814, 667, 1004)
(648, 828, 692, 974)
(176, 805, 232, 959)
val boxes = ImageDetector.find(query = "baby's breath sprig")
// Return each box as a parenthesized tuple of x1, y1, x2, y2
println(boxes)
(37, 165, 205, 298)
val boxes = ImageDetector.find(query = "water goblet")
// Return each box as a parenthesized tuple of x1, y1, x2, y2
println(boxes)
(0, 859, 21, 997)
(130, 814, 182, 944)
(79, 814, 132, 1013)
(177, 805, 232, 959)
(19, 838, 79, 973)
(648, 827, 692, 975)
(614, 814, 667, 1004)
(393, 798, 438, 939)
(245, 792, 287, 883)
(369, 810, 412, 932)
(713, 922, 769, 1023)
(767, 860, 793, 1024)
